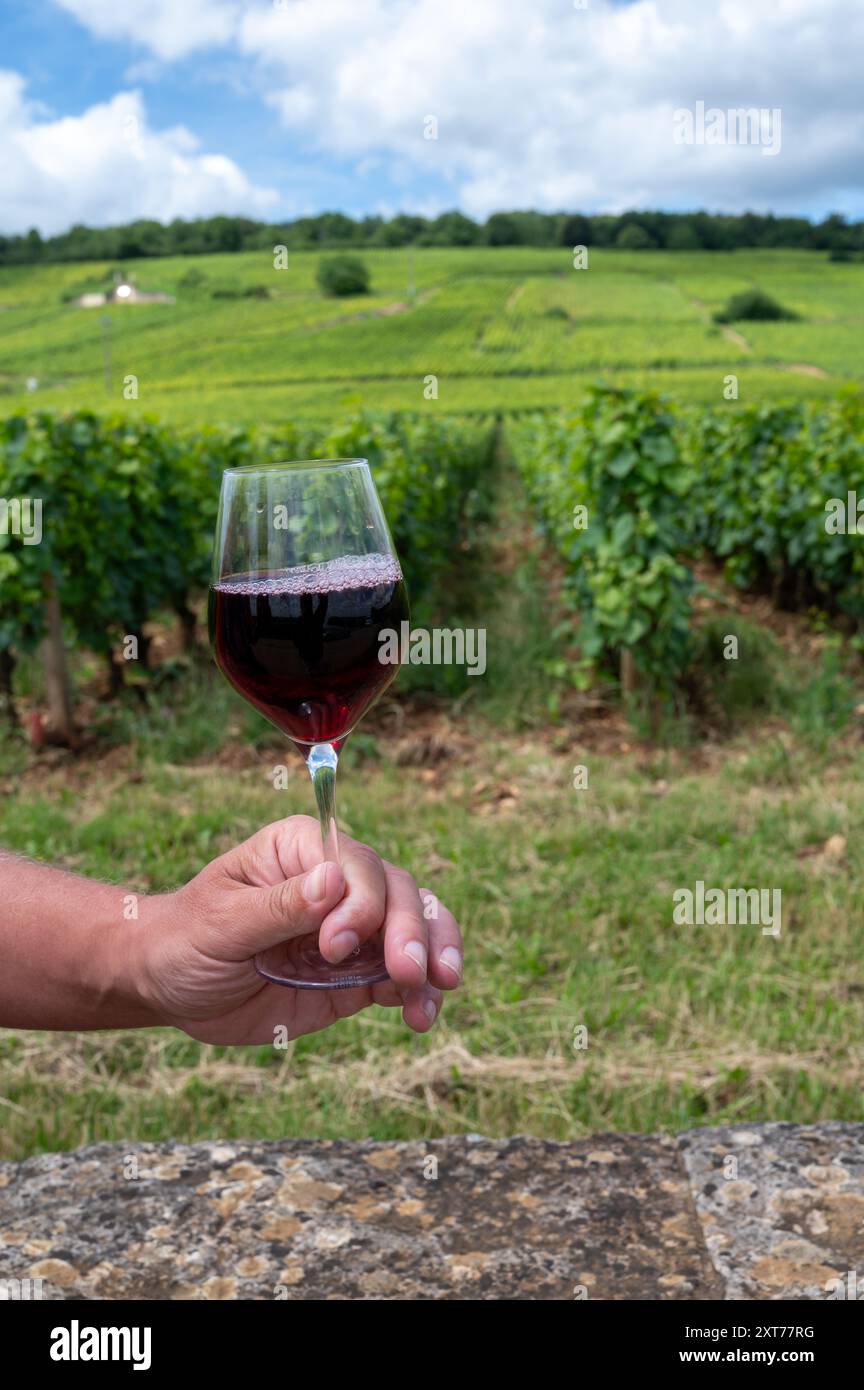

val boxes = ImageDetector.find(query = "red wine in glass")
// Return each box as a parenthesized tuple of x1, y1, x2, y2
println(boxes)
(210, 554, 407, 750)
(209, 459, 409, 989)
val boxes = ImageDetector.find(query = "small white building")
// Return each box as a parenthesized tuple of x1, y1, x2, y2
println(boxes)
(74, 272, 174, 308)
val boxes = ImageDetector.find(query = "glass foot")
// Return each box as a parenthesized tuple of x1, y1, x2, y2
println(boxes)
(254, 931, 390, 990)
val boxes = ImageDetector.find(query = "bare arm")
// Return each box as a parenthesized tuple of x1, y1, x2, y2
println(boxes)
(0, 819, 462, 1041)
(0, 851, 156, 1030)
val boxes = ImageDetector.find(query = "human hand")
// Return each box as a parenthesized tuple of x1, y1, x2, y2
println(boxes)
(136, 815, 463, 1045)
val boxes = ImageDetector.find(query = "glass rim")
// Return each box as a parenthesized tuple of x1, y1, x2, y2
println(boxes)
(222, 457, 369, 477)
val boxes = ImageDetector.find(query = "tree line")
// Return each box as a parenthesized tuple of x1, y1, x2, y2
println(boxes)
(1, 209, 861, 265)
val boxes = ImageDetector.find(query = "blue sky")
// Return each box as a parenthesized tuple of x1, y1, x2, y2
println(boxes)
(0, 2, 448, 221)
(1, 0, 862, 235)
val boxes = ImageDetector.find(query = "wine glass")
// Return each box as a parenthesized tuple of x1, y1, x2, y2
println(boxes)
(208, 458, 409, 988)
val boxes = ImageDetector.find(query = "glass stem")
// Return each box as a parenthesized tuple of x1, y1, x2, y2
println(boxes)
(306, 742, 340, 864)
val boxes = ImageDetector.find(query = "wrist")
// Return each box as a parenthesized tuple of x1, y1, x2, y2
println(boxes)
(90, 890, 172, 1028)
(0, 857, 173, 1032)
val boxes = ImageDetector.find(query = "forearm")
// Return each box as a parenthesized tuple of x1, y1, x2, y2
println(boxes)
(0, 852, 161, 1030)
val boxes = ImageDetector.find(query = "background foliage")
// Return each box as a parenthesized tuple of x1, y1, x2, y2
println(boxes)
(3, 208, 863, 265)
(0, 410, 496, 684)
(511, 386, 864, 702)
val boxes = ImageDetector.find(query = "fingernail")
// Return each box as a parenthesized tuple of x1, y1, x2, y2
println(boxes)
(439, 946, 462, 980)
(403, 941, 427, 975)
(304, 863, 331, 903)
(330, 930, 360, 962)
(423, 998, 437, 1024)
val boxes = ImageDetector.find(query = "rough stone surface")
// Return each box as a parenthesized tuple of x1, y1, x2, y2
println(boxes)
(0, 1124, 861, 1300)
(680, 1122, 864, 1301)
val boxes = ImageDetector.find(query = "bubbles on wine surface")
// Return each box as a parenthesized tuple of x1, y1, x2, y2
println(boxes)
(214, 553, 402, 598)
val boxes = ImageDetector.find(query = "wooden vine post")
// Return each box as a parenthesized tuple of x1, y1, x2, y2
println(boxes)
(41, 571, 75, 744)
(620, 646, 663, 739)
(620, 648, 637, 699)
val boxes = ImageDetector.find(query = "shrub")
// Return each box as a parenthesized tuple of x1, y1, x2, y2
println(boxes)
(210, 284, 269, 300)
(176, 268, 207, 290)
(714, 289, 799, 323)
(316, 255, 371, 297)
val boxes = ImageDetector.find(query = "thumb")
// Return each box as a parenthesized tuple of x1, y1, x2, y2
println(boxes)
(229, 861, 346, 959)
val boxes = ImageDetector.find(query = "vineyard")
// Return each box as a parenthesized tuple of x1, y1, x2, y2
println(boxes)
(2, 255, 864, 1146)
(4, 386, 864, 1149)
(3, 385, 864, 739)
(4, 0, 864, 1178)
(0, 247, 860, 426)
(0, 410, 495, 734)
(510, 386, 864, 719)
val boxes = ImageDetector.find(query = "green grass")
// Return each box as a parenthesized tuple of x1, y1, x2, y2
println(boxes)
(1, 684, 863, 1159)
(0, 248, 860, 423)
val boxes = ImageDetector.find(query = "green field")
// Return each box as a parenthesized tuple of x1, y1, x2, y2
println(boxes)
(0, 248, 860, 423)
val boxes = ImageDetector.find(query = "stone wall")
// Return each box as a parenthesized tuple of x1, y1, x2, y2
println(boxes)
(1, 1123, 861, 1300)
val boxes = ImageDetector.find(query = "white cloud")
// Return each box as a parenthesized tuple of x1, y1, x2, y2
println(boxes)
(0, 76, 278, 234)
(233, 0, 864, 217)
(54, 0, 240, 61)
(24, 0, 864, 223)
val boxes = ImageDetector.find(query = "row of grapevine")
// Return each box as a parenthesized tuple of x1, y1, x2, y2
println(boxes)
(512, 386, 695, 703)
(511, 386, 864, 702)
(0, 410, 496, 732)
(683, 395, 864, 622)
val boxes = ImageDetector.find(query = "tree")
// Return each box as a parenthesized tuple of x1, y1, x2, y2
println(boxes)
(317, 212, 358, 244)
(358, 215, 385, 243)
(560, 214, 592, 247)
(430, 211, 480, 245)
(24, 228, 43, 259)
(589, 216, 618, 246)
(115, 219, 166, 258)
(484, 213, 521, 245)
(666, 222, 701, 250)
(615, 222, 656, 250)
(3, 208, 864, 267)
(809, 213, 853, 252)
(378, 214, 428, 246)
